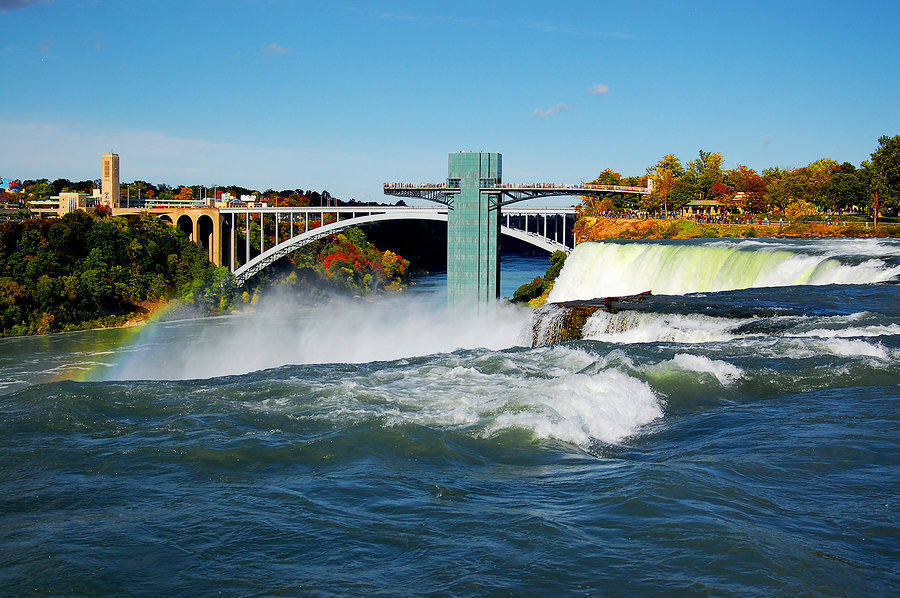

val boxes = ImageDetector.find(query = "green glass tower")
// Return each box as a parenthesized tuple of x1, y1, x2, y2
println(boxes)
(446, 152, 502, 306)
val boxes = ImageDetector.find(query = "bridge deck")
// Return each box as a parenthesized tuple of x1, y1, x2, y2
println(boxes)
(383, 182, 649, 206)
(220, 205, 577, 215)
(219, 205, 448, 214)
(383, 183, 647, 193)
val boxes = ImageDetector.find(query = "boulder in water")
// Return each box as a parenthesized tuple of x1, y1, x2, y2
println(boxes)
(532, 292, 651, 346)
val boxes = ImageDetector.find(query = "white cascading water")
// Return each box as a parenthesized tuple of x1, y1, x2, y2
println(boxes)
(548, 240, 900, 302)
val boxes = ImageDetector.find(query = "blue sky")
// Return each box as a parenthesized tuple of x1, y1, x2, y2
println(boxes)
(1, 0, 898, 202)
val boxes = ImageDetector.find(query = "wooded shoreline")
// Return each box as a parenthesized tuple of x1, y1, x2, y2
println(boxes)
(575, 217, 900, 241)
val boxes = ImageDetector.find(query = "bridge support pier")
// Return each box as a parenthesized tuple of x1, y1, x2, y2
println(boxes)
(230, 214, 236, 271)
(447, 152, 501, 306)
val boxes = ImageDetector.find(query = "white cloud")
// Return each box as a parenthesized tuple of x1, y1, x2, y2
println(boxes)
(531, 103, 569, 120)
(587, 83, 609, 96)
(261, 43, 291, 55)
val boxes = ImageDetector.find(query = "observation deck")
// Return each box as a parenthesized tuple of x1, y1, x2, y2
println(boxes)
(383, 182, 649, 207)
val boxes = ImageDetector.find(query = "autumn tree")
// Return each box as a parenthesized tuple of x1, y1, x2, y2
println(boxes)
(174, 186, 194, 202)
(646, 155, 683, 214)
(591, 169, 622, 186)
(727, 165, 767, 212)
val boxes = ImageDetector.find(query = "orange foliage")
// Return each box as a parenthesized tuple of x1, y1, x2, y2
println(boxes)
(174, 186, 194, 201)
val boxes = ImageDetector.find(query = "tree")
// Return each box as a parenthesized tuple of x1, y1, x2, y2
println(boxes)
(174, 186, 194, 202)
(597, 197, 616, 213)
(688, 150, 724, 200)
(804, 158, 838, 209)
(866, 135, 900, 223)
(823, 171, 865, 212)
(647, 155, 683, 214)
(727, 165, 767, 212)
(26, 180, 53, 204)
(590, 169, 622, 186)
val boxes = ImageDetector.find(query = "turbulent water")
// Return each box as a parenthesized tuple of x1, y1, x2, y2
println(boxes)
(1, 240, 898, 594)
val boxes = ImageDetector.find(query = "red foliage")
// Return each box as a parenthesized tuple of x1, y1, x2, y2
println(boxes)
(710, 181, 728, 197)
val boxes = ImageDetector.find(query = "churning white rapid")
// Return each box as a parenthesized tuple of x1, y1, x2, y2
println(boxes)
(549, 240, 900, 301)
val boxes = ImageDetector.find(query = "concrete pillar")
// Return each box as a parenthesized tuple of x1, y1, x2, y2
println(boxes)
(192, 215, 199, 245)
(245, 212, 249, 264)
(230, 214, 235, 271)
(211, 214, 222, 267)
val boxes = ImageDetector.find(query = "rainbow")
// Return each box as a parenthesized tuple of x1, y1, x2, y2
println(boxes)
(52, 300, 181, 383)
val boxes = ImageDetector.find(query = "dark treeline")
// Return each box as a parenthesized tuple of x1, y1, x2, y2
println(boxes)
(0, 210, 234, 336)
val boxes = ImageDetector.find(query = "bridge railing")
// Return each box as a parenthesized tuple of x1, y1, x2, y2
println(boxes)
(383, 182, 649, 193)
(383, 183, 452, 189)
(502, 206, 577, 215)
(220, 205, 447, 214)
(490, 183, 649, 193)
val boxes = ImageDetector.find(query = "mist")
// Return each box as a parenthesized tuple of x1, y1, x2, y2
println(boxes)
(103, 290, 532, 381)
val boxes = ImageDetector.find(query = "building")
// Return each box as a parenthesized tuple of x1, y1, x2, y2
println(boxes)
(217, 192, 260, 207)
(30, 191, 99, 218)
(681, 199, 723, 217)
(101, 153, 120, 208)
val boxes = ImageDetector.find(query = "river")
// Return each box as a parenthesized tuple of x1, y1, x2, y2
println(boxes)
(0, 240, 897, 594)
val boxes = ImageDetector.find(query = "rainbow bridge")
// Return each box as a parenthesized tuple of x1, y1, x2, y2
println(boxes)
(220, 205, 578, 286)
(220, 152, 650, 305)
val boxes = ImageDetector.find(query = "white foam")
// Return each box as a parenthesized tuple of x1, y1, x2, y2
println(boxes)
(480, 368, 663, 446)
(581, 310, 739, 344)
(243, 346, 665, 449)
(738, 336, 898, 362)
(549, 240, 900, 301)
(646, 353, 745, 386)
(794, 324, 900, 338)
(821, 338, 896, 360)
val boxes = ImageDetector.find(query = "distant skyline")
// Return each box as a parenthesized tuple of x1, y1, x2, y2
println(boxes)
(1, 0, 898, 202)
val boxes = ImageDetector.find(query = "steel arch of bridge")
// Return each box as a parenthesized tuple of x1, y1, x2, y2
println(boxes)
(224, 206, 572, 286)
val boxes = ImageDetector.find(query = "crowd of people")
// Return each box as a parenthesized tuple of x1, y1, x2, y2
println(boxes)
(383, 183, 448, 189)
(587, 210, 867, 227)
(383, 182, 649, 191)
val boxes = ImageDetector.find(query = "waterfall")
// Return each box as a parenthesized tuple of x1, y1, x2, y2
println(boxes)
(549, 240, 900, 302)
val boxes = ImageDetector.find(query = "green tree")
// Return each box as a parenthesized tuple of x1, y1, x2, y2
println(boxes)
(823, 171, 865, 212)
(866, 135, 900, 223)
(688, 150, 724, 200)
